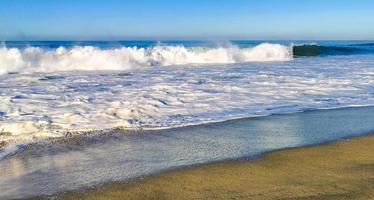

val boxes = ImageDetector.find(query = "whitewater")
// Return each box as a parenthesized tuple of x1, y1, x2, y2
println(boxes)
(0, 41, 374, 159)
(0, 43, 291, 75)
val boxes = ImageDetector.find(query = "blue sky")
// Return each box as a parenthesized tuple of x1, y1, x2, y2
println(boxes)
(1, 0, 374, 40)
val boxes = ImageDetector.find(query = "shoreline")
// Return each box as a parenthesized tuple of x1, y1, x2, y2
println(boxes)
(2, 106, 373, 199)
(40, 133, 374, 200)
(2, 105, 373, 160)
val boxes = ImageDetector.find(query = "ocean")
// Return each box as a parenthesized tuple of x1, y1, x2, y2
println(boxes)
(0, 40, 374, 159)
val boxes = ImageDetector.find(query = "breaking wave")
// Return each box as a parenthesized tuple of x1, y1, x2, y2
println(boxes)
(0, 43, 292, 75)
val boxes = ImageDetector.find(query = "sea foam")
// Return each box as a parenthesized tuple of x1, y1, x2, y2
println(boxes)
(0, 43, 374, 159)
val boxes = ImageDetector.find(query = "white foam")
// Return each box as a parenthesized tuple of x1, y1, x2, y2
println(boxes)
(0, 43, 292, 74)
(0, 50, 374, 159)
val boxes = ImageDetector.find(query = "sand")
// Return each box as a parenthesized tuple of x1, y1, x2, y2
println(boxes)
(43, 134, 374, 200)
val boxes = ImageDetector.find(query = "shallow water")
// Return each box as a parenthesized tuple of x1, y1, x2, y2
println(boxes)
(0, 107, 373, 199)
(1, 53, 374, 159)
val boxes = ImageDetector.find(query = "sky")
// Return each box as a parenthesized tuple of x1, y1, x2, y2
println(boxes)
(1, 0, 374, 40)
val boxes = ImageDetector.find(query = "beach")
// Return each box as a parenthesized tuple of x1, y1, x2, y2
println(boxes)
(1, 106, 374, 199)
(57, 134, 374, 200)
(2, 1, 374, 200)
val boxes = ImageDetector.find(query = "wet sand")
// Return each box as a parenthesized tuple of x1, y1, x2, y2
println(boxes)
(3, 106, 373, 199)
(55, 134, 374, 200)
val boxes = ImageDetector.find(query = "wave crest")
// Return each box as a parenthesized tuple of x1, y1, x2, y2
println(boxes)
(0, 43, 292, 74)
(292, 44, 361, 57)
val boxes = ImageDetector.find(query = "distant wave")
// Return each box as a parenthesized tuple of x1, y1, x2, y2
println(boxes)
(350, 42, 374, 47)
(292, 44, 365, 57)
(0, 43, 292, 75)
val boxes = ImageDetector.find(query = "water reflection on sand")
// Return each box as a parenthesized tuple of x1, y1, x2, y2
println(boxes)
(0, 106, 373, 199)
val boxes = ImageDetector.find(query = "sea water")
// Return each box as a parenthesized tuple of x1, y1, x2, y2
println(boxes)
(0, 40, 374, 159)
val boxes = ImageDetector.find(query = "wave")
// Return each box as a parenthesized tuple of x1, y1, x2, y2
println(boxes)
(292, 44, 364, 57)
(0, 43, 292, 75)
(349, 42, 374, 47)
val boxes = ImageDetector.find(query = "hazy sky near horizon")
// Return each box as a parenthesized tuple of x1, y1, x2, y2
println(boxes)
(1, 0, 374, 40)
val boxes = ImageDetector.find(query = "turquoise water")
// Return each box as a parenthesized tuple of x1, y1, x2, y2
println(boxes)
(0, 107, 373, 199)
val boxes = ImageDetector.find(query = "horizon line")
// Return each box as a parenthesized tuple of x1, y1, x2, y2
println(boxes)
(2, 38, 374, 42)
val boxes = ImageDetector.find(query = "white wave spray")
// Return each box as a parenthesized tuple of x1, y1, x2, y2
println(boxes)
(0, 43, 292, 74)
